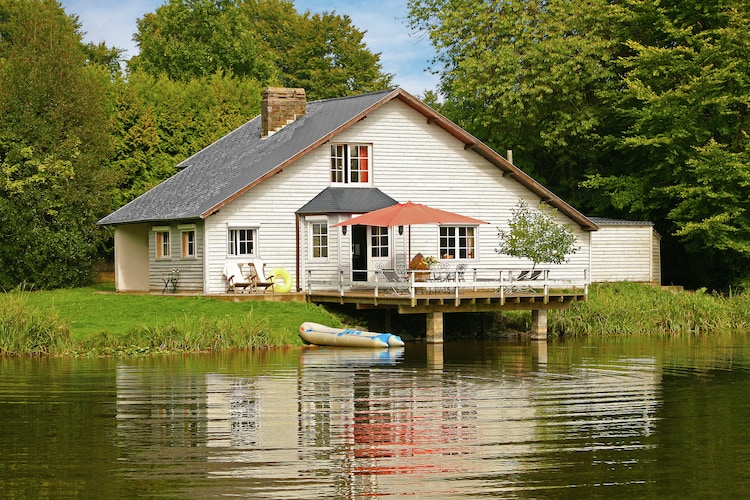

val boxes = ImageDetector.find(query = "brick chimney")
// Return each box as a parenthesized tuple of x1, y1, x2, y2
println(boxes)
(261, 87, 307, 137)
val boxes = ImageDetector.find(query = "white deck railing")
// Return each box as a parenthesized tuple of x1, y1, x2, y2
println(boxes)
(306, 268, 589, 305)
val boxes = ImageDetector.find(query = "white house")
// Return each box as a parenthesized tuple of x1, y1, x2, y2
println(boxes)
(99, 87, 600, 294)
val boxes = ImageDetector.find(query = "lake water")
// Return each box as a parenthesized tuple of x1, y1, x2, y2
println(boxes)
(2, 333, 750, 499)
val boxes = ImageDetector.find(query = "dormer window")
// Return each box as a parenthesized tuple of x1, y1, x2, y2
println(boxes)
(331, 144, 371, 185)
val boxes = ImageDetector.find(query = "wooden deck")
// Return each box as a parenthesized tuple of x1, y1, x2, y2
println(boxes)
(307, 287, 587, 314)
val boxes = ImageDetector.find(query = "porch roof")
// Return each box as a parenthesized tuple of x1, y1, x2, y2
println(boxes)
(296, 187, 398, 215)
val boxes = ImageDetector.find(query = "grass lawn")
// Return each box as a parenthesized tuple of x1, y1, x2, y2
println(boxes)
(21, 282, 343, 344)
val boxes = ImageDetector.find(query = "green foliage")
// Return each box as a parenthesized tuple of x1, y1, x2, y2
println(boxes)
(409, 0, 750, 288)
(0, 0, 117, 289)
(130, 0, 393, 100)
(131, 0, 276, 82)
(110, 70, 264, 206)
(281, 11, 394, 99)
(0, 292, 74, 355)
(408, 0, 618, 188)
(550, 283, 750, 336)
(497, 201, 578, 269)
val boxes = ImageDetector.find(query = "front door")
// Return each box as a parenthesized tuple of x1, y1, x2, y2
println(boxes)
(351, 225, 368, 281)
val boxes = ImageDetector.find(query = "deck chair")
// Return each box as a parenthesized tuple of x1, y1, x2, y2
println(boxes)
(454, 263, 467, 282)
(379, 267, 410, 295)
(248, 261, 275, 293)
(510, 269, 540, 292)
(223, 262, 252, 293)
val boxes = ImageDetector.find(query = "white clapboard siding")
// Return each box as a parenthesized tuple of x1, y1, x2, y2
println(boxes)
(590, 221, 661, 285)
(202, 98, 593, 292)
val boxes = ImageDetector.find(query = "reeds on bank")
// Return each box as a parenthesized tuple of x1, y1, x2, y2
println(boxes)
(2, 283, 750, 355)
(0, 293, 75, 355)
(550, 282, 750, 336)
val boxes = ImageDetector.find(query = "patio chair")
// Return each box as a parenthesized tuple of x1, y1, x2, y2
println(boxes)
(455, 263, 467, 282)
(379, 266, 410, 295)
(509, 269, 541, 293)
(248, 261, 275, 293)
(428, 262, 451, 293)
(223, 262, 253, 293)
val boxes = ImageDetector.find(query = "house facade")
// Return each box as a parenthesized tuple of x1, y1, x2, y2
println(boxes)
(99, 88, 599, 294)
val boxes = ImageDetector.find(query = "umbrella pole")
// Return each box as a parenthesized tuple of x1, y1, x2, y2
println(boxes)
(408, 226, 411, 264)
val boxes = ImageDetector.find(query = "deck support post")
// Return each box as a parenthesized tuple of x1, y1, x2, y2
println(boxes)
(426, 312, 444, 344)
(530, 309, 548, 340)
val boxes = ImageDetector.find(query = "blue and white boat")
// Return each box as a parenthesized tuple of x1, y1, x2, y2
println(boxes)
(299, 322, 405, 348)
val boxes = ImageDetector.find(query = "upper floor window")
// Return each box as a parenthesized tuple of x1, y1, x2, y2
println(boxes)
(439, 226, 476, 259)
(310, 221, 328, 259)
(330, 144, 371, 185)
(154, 227, 171, 259)
(371, 226, 389, 257)
(228, 228, 257, 257)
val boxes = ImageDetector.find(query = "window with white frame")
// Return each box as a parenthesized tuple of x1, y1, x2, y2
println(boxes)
(227, 228, 257, 257)
(154, 227, 171, 259)
(181, 229, 196, 258)
(371, 226, 389, 257)
(439, 226, 476, 259)
(310, 221, 328, 259)
(330, 144, 371, 184)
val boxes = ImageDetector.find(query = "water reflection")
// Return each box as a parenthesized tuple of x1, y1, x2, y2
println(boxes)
(3, 334, 750, 498)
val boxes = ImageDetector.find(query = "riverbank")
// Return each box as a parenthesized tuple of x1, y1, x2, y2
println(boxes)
(1, 282, 749, 356)
(0, 283, 342, 356)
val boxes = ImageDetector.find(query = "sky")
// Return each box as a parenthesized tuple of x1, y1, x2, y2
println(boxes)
(60, 0, 440, 96)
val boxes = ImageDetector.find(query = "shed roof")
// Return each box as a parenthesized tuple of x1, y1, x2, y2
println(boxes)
(588, 217, 654, 227)
(99, 88, 597, 231)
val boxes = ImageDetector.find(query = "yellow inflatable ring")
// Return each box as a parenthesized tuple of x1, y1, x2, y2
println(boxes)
(270, 267, 292, 293)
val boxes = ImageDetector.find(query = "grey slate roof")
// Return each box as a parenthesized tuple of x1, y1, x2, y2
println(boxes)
(296, 187, 398, 215)
(98, 86, 599, 231)
(98, 89, 396, 225)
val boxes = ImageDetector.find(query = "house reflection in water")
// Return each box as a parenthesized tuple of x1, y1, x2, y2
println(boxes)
(114, 346, 659, 497)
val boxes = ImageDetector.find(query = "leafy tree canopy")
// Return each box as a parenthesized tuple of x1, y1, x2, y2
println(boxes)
(409, 0, 750, 288)
(130, 0, 393, 99)
(0, 0, 117, 289)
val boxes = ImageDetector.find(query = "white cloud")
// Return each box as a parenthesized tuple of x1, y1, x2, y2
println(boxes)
(61, 0, 439, 94)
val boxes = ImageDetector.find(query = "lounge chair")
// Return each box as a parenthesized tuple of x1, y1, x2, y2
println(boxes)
(223, 262, 252, 293)
(509, 269, 541, 292)
(379, 266, 410, 295)
(248, 261, 275, 293)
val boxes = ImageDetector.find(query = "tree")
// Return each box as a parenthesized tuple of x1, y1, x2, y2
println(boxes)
(582, 1, 750, 287)
(0, 0, 116, 289)
(497, 201, 579, 270)
(131, 0, 393, 100)
(110, 70, 264, 207)
(407, 0, 619, 195)
(281, 11, 393, 99)
(130, 0, 276, 82)
(410, 0, 750, 288)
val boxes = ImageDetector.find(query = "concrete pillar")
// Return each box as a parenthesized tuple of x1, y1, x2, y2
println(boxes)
(426, 312, 444, 344)
(530, 309, 548, 340)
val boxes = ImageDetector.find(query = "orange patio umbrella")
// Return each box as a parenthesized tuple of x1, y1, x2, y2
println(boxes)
(333, 201, 489, 260)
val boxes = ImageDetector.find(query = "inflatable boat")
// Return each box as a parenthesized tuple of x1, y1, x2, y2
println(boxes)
(299, 322, 405, 348)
